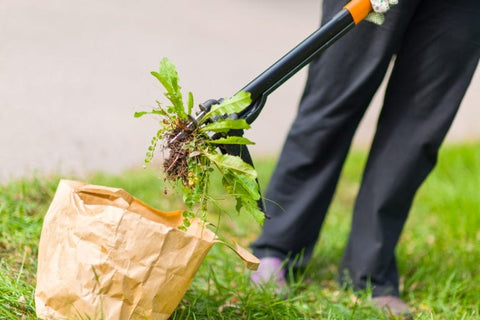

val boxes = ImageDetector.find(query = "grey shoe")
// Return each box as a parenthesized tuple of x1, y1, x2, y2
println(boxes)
(250, 257, 287, 292)
(371, 295, 413, 318)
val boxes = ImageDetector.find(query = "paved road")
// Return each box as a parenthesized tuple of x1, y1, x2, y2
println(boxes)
(1, 0, 479, 181)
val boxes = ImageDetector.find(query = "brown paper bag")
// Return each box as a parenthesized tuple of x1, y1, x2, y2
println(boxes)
(35, 179, 259, 320)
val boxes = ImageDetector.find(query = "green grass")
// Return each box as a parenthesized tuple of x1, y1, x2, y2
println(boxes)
(1, 142, 479, 319)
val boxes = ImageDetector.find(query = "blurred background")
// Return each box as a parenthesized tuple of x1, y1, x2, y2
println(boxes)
(2, 0, 479, 181)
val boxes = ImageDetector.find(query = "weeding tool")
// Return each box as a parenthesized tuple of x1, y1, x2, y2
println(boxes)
(172, 0, 373, 212)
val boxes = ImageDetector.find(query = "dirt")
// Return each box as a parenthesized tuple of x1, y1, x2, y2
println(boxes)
(162, 125, 194, 185)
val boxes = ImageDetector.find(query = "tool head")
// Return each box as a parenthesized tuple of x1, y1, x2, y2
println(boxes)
(168, 99, 220, 145)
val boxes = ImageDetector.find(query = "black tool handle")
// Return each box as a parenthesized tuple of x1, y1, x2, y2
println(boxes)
(238, 0, 373, 123)
(243, 10, 354, 100)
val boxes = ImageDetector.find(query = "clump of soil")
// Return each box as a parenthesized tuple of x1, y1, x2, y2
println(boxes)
(162, 123, 195, 185)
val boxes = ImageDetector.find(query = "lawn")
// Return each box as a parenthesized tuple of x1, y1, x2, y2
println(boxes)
(1, 142, 479, 319)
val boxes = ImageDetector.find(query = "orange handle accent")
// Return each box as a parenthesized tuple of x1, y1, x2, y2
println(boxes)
(344, 0, 373, 24)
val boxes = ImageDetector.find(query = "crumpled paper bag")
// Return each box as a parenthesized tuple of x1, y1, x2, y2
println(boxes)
(35, 179, 259, 320)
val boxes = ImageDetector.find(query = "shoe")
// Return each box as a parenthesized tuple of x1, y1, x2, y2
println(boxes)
(371, 295, 413, 318)
(250, 257, 287, 293)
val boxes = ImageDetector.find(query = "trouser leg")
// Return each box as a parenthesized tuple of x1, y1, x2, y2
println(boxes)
(339, 0, 480, 296)
(251, 0, 417, 266)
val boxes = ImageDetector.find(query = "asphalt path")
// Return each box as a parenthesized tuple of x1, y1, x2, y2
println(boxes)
(1, 0, 479, 181)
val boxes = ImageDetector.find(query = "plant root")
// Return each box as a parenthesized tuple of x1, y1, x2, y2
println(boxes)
(163, 126, 193, 185)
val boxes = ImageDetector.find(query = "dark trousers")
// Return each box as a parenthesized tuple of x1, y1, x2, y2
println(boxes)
(251, 0, 480, 296)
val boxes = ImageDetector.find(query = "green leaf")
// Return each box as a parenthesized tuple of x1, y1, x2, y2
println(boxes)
(204, 153, 257, 179)
(235, 196, 265, 226)
(134, 109, 165, 118)
(134, 111, 149, 118)
(183, 211, 195, 219)
(207, 136, 255, 145)
(187, 92, 194, 115)
(199, 119, 250, 133)
(183, 218, 191, 228)
(151, 58, 186, 118)
(222, 170, 260, 200)
(201, 91, 251, 122)
(247, 204, 265, 226)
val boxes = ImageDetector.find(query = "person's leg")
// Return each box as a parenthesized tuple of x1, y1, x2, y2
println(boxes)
(339, 0, 480, 297)
(251, 0, 418, 267)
